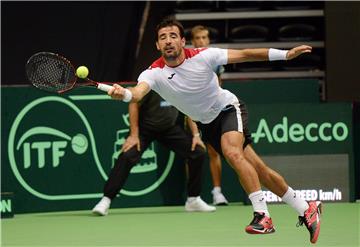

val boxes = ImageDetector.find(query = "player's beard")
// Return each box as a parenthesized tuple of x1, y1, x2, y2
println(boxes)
(162, 46, 182, 62)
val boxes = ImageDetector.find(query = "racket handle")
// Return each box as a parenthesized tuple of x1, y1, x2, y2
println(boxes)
(97, 83, 113, 92)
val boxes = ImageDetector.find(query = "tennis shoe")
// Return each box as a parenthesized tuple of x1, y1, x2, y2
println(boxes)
(245, 212, 276, 234)
(297, 201, 322, 244)
(185, 196, 216, 212)
(212, 190, 229, 206)
(92, 197, 111, 216)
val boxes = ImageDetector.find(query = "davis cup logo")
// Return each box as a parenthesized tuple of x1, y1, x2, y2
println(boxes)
(8, 96, 174, 200)
(113, 113, 175, 196)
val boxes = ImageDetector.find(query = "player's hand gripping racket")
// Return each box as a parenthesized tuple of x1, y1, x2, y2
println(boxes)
(25, 52, 114, 94)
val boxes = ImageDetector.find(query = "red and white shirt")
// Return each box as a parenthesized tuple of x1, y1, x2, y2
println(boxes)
(138, 48, 238, 124)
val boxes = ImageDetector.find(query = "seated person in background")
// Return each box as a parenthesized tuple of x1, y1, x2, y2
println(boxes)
(190, 25, 228, 205)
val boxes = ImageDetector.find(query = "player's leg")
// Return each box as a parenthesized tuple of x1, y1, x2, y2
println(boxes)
(208, 143, 222, 188)
(207, 143, 228, 205)
(235, 99, 288, 197)
(103, 142, 150, 199)
(244, 145, 322, 243)
(92, 132, 153, 216)
(244, 145, 288, 195)
(220, 130, 275, 234)
(158, 125, 215, 212)
(236, 100, 321, 240)
(198, 103, 274, 233)
(238, 98, 321, 242)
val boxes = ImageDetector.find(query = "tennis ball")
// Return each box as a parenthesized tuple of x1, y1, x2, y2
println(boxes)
(76, 66, 89, 79)
(71, 134, 88, 154)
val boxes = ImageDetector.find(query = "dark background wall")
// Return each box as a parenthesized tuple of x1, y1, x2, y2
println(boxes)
(131, 1, 176, 79)
(2, 1, 359, 101)
(2, 1, 145, 84)
(325, 2, 360, 102)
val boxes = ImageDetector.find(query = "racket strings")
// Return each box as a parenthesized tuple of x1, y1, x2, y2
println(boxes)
(26, 53, 76, 93)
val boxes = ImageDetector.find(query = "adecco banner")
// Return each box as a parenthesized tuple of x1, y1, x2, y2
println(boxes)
(2, 87, 187, 213)
(247, 103, 352, 155)
(246, 103, 354, 203)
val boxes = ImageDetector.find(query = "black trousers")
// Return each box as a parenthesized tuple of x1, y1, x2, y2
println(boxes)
(103, 124, 206, 199)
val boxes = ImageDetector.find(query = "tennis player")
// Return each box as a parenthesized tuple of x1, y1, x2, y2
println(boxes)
(93, 90, 215, 215)
(108, 17, 322, 244)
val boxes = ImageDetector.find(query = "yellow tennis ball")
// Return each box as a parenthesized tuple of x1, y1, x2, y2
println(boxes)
(76, 66, 89, 79)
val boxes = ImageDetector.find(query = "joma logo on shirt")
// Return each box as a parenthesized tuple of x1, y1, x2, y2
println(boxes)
(168, 73, 175, 79)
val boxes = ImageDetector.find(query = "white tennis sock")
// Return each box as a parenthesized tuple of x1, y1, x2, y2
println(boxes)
(249, 190, 270, 216)
(212, 186, 221, 194)
(281, 187, 309, 216)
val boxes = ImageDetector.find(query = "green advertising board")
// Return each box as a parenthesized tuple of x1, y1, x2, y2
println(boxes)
(247, 103, 352, 155)
(0, 192, 14, 218)
(1, 86, 355, 214)
(2, 87, 188, 213)
(203, 103, 355, 205)
(250, 103, 354, 203)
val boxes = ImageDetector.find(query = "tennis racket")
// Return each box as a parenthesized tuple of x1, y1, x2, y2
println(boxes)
(26, 52, 122, 94)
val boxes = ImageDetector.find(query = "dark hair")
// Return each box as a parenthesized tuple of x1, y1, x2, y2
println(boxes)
(155, 16, 185, 41)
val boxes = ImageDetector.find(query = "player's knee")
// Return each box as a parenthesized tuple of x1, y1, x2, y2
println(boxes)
(223, 149, 245, 164)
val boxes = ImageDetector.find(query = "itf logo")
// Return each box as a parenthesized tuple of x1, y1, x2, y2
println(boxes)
(8, 95, 175, 200)
(17, 128, 88, 169)
(7, 96, 98, 200)
(112, 113, 157, 173)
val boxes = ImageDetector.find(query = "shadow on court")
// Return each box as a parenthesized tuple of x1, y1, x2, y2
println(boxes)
(33, 207, 186, 218)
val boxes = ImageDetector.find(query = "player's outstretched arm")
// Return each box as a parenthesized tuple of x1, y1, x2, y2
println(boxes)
(285, 45, 312, 60)
(108, 82, 150, 102)
(227, 45, 312, 64)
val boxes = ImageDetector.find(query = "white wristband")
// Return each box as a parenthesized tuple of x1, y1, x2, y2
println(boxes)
(193, 133, 200, 137)
(122, 89, 132, 102)
(268, 48, 288, 61)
